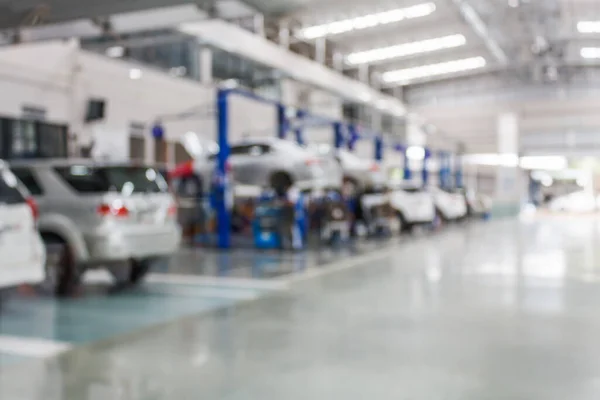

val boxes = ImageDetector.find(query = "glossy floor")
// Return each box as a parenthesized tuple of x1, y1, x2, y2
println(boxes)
(4, 216, 600, 399)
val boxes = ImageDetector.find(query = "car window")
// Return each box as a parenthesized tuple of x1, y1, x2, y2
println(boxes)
(11, 168, 44, 195)
(229, 144, 270, 156)
(54, 166, 168, 194)
(0, 168, 25, 204)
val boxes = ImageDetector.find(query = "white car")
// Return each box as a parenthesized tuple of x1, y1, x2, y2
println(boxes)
(308, 145, 386, 192)
(176, 137, 341, 195)
(430, 186, 468, 221)
(389, 185, 436, 232)
(0, 162, 45, 289)
(549, 191, 597, 213)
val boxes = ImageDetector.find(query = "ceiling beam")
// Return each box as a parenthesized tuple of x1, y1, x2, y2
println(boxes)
(449, 0, 508, 66)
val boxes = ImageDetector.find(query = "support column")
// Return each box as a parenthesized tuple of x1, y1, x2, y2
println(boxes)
(278, 21, 290, 49)
(315, 38, 326, 64)
(216, 89, 231, 249)
(495, 112, 521, 216)
(277, 104, 288, 139)
(333, 52, 344, 71)
(199, 47, 213, 84)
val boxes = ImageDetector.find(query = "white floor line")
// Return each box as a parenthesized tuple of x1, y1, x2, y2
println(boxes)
(83, 270, 288, 291)
(280, 246, 396, 284)
(0, 335, 71, 358)
(152, 285, 261, 300)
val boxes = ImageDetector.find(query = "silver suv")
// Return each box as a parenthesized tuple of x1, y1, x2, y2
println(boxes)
(10, 159, 181, 296)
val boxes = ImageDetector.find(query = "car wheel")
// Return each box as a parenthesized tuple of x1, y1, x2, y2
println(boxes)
(270, 171, 293, 197)
(129, 259, 152, 285)
(396, 211, 408, 234)
(41, 235, 80, 297)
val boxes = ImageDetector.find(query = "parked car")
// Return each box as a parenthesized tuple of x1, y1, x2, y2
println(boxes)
(461, 188, 493, 216)
(177, 137, 339, 196)
(389, 184, 436, 232)
(548, 190, 597, 213)
(430, 186, 468, 221)
(307, 145, 386, 193)
(10, 159, 181, 296)
(0, 161, 45, 290)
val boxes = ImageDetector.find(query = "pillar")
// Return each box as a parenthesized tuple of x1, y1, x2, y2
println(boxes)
(495, 112, 521, 216)
(199, 47, 213, 84)
(315, 38, 326, 64)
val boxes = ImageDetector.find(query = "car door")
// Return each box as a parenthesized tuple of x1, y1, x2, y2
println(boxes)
(0, 166, 40, 284)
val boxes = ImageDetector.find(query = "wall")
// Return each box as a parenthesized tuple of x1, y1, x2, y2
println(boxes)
(0, 40, 73, 123)
(0, 40, 279, 164)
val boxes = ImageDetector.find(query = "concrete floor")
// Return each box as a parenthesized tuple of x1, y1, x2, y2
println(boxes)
(3, 216, 600, 399)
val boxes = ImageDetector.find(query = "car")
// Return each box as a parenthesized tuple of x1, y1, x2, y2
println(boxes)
(389, 184, 436, 232)
(307, 145, 386, 193)
(0, 161, 45, 290)
(10, 159, 181, 296)
(429, 186, 468, 221)
(462, 188, 493, 216)
(548, 190, 597, 213)
(176, 137, 340, 196)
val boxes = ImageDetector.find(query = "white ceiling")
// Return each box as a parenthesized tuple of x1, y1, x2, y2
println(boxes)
(242, 0, 600, 87)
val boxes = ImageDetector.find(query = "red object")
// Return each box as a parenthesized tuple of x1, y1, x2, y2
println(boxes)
(305, 158, 320, 166)
(26, 197, 39, 221)
(97, 203, 129, 217)
(167, 203, 177, 217)
(369, 163, 380, 172)
(169, 160, 195, 179)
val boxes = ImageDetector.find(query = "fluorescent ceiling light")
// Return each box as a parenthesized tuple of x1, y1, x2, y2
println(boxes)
(382, 56, 486, 84)
(519, 156, 567, 171)
(347, 34, 466, 65)
(298, 2, 436, 40)
(406, 146, 426, 160)
(581, 47, 600, 59)
(578, 21, 600, 33)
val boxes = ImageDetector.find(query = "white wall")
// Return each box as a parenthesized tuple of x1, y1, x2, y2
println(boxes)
(0, 40, 279, 163)
(0, 40, 73, 123)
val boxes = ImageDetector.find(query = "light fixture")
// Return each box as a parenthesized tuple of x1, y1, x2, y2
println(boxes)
(581, 47, 600, 59)
(406, 146, 426, 160)
(381, 56, 486, 84)
(519, 156, 567, 171)
(298, 2, 436, 40)
(106, 46, 125, 58)
(578, 21, 600, 33)
(129, 68, 142, 80)
(346, 34, 466, 65)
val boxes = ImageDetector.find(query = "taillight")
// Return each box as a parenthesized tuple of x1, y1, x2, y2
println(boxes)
(97, 202, 129, 217)
(167, 203, 177, 217)
(369, 163, 380, 172)
(305, 158, 320, 166)
(26, 197, 39, 221)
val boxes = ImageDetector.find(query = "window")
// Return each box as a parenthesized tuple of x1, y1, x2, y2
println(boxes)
(230, 144, 271, 156)
(11, 120, 37, 157)
(0, 169, 25, 204)
(38, 123, 67, 158)
(54, 166, 168, 194)
(11, 168, 44, 196)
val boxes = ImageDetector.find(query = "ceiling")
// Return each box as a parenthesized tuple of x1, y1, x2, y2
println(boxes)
(247, 0, 600, 87)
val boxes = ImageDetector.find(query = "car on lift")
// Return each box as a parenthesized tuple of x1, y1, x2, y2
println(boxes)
(10, 159, 181, 296)
(176, 137, 342, 195)
(429, 185, 468, 222)
(388, 183, 436, 232)
(307, 144, 386, 193)
(0, 162, 45, 291)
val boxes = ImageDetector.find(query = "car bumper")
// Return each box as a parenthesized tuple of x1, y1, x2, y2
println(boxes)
(86, 224, 182, 263)
(0, 237, 45, 288)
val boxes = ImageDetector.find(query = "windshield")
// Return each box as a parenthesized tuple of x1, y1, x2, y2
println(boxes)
(54, 165, 168, 194)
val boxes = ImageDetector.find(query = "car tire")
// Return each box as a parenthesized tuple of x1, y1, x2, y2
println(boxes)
(129, 259, 152, 285)
(41, 234, 80, 297)
(396, 211, 409, 234)
(270, 171, 293, 197)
